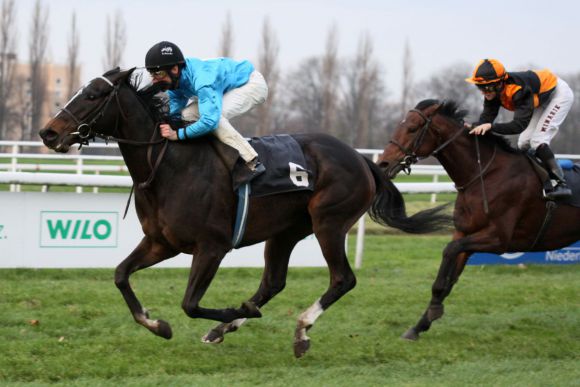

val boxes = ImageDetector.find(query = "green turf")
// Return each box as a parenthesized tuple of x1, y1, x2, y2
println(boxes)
(1, 234, 579, 386)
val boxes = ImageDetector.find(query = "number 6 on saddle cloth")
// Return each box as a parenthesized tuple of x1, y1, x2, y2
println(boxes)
(222, 134, 314, 247)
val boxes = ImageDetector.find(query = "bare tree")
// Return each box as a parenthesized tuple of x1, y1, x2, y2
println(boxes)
(66, 11, 80, 98)
(321, 23, 339, 137)
(0, 0, 17, 139)
(282, 57, 325, 134)
(103, 10, 126, 70)
(254, 16, 280, 136)
(415, 62, 482, 122)
(340, 32, 384, 148)
(400, 38, 414, 117)
(218, 11, 233, 57)
(27, 0, 49, 140)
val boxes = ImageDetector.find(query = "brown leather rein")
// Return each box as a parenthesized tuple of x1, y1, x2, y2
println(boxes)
(59, 75, 169, 217)
(390, 108, 496, 214)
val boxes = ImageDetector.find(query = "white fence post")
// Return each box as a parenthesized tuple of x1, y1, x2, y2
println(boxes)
(430, 174, 439, 203)
(354, 215, 366, 269)
(10, 143, 18, 192)
(76, 157, 83, 193)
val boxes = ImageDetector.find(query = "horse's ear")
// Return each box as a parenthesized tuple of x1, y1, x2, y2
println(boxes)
(103, 67, 137, 84)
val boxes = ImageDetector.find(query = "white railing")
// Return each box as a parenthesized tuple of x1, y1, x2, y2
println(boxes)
(2, 140, 578, 269)
(3, 139, 579, 199)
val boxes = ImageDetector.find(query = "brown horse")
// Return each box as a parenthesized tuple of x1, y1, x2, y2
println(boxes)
(38, 69, 449, 357)
(378, 99, 580, 340)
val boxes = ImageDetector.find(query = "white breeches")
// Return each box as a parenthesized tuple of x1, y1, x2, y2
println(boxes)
(181, 70, 268, 162)
(517, 78, 574, 151)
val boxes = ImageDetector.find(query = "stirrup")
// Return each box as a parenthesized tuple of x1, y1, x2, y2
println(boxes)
(544, 184, 572, 200)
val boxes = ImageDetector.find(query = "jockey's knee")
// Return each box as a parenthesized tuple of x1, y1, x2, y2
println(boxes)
(517, 141, 531, 152)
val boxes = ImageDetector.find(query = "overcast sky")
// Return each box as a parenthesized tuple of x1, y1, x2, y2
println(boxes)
(12, 0, 580, 96)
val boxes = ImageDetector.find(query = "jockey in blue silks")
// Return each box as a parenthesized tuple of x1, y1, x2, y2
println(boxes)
(145, 41, 268, 181)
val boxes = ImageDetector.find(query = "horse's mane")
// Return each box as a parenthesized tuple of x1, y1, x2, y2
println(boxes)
(108, 68, 170, 124)
(415, 99, 521, 155)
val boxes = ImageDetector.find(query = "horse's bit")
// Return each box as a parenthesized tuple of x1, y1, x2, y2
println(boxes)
(59, 76, 122, 147)
(388, 108, 465, 175)
(390, 107, 497, 214)
(58, 74, 169, 216)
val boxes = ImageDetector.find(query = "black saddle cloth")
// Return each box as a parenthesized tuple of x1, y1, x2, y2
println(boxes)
(233, 134, 314, 197)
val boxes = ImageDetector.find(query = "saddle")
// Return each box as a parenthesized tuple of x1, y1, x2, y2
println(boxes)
(212, 134, 314, 195)
(210, 134, 314, 247)
(526, 155, 580, 207)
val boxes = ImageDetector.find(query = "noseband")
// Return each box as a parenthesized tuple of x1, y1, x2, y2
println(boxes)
(57, 74, 169, 212)
(389, 108, 464, 174)
(59, 76, 122, 146)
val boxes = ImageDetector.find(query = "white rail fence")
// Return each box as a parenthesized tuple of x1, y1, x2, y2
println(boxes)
(2, 141, 578, 268)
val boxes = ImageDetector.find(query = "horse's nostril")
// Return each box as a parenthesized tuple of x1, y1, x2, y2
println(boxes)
(39, 128, 58, 142)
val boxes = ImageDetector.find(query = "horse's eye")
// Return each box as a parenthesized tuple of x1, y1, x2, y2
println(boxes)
(87, 94, 97, 100)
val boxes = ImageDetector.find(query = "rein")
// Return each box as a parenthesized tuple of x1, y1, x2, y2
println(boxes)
(393, 107, 497, 214)
(60, 75, 169, 217)
(389, 108, 465, 174)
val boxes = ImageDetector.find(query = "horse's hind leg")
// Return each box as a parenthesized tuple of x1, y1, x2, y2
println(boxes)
(114, 237, 178, 339)
(294, 229, 356, 358)
(202, 226, 310, 344)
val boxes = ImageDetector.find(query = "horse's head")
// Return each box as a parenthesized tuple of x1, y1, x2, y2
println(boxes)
(378, 99, 466, 178)
(39, 67, 136, 152)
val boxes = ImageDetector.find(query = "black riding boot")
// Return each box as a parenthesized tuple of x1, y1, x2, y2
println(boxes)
(535, 144, 572, 200)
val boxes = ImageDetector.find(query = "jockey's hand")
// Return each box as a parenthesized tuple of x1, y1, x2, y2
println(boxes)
(159, 123, 178, 141)
(463, 122, 473, 130)
(469, 123, 492, 136)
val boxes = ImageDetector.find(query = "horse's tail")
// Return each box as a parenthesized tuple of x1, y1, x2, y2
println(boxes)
(363, 157, 452, 234)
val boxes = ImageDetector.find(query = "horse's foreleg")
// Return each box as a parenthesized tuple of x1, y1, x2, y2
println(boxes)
(181, 245, 262, 323)
(202, 229, 307, 344)
(403, 231, 501, 341)
(294, 230, 356, 358)
(114, 237, 178, 339)
(401, 248, 469, 341)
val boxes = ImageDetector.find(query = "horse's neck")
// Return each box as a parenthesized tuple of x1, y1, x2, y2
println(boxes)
(115, 89, 163, 183)
(435, 133, 497, 186)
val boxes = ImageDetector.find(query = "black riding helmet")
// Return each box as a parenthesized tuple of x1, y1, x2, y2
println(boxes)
(145, 41, 185, 70)
(145, 41, 185, 90)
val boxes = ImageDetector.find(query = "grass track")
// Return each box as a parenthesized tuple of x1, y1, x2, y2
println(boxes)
(1, 234, 579, 386)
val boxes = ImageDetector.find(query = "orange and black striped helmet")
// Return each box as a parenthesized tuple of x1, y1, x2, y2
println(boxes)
(465, 59, 507, 85)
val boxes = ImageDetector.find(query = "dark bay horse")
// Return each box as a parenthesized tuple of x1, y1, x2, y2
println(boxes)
(38, 68, 449, 357)
(378, 99, 580, 341)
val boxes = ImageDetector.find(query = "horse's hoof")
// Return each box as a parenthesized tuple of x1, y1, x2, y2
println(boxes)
(156, 319, 173, 340)
(293, 339, 310, 358)
(201, 329, 224, 344)
(241, 301, 262, 318)
(427, 304, 444, 321)
(401, 327, 420, 341)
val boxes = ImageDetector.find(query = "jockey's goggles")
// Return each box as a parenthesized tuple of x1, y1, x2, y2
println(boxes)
(476, 82, 502, 93)
(149, 70, 168, 79)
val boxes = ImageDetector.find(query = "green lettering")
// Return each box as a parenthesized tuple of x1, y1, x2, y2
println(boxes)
(93, 220, 111, 240)
(72, 220, 81, 239)
(47, 220, 72, 239)
(81, 220, 92, 239)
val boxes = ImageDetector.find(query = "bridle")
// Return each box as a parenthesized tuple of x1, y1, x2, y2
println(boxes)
(388, 108, 465, 175)
(59, 76, 123, 146)
(58, 74, 170, 215)
(59, 75, 166, 150)
(390, 106, 497, 214)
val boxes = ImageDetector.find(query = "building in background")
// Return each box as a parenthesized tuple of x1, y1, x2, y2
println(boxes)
(5, 61, 78, 141)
